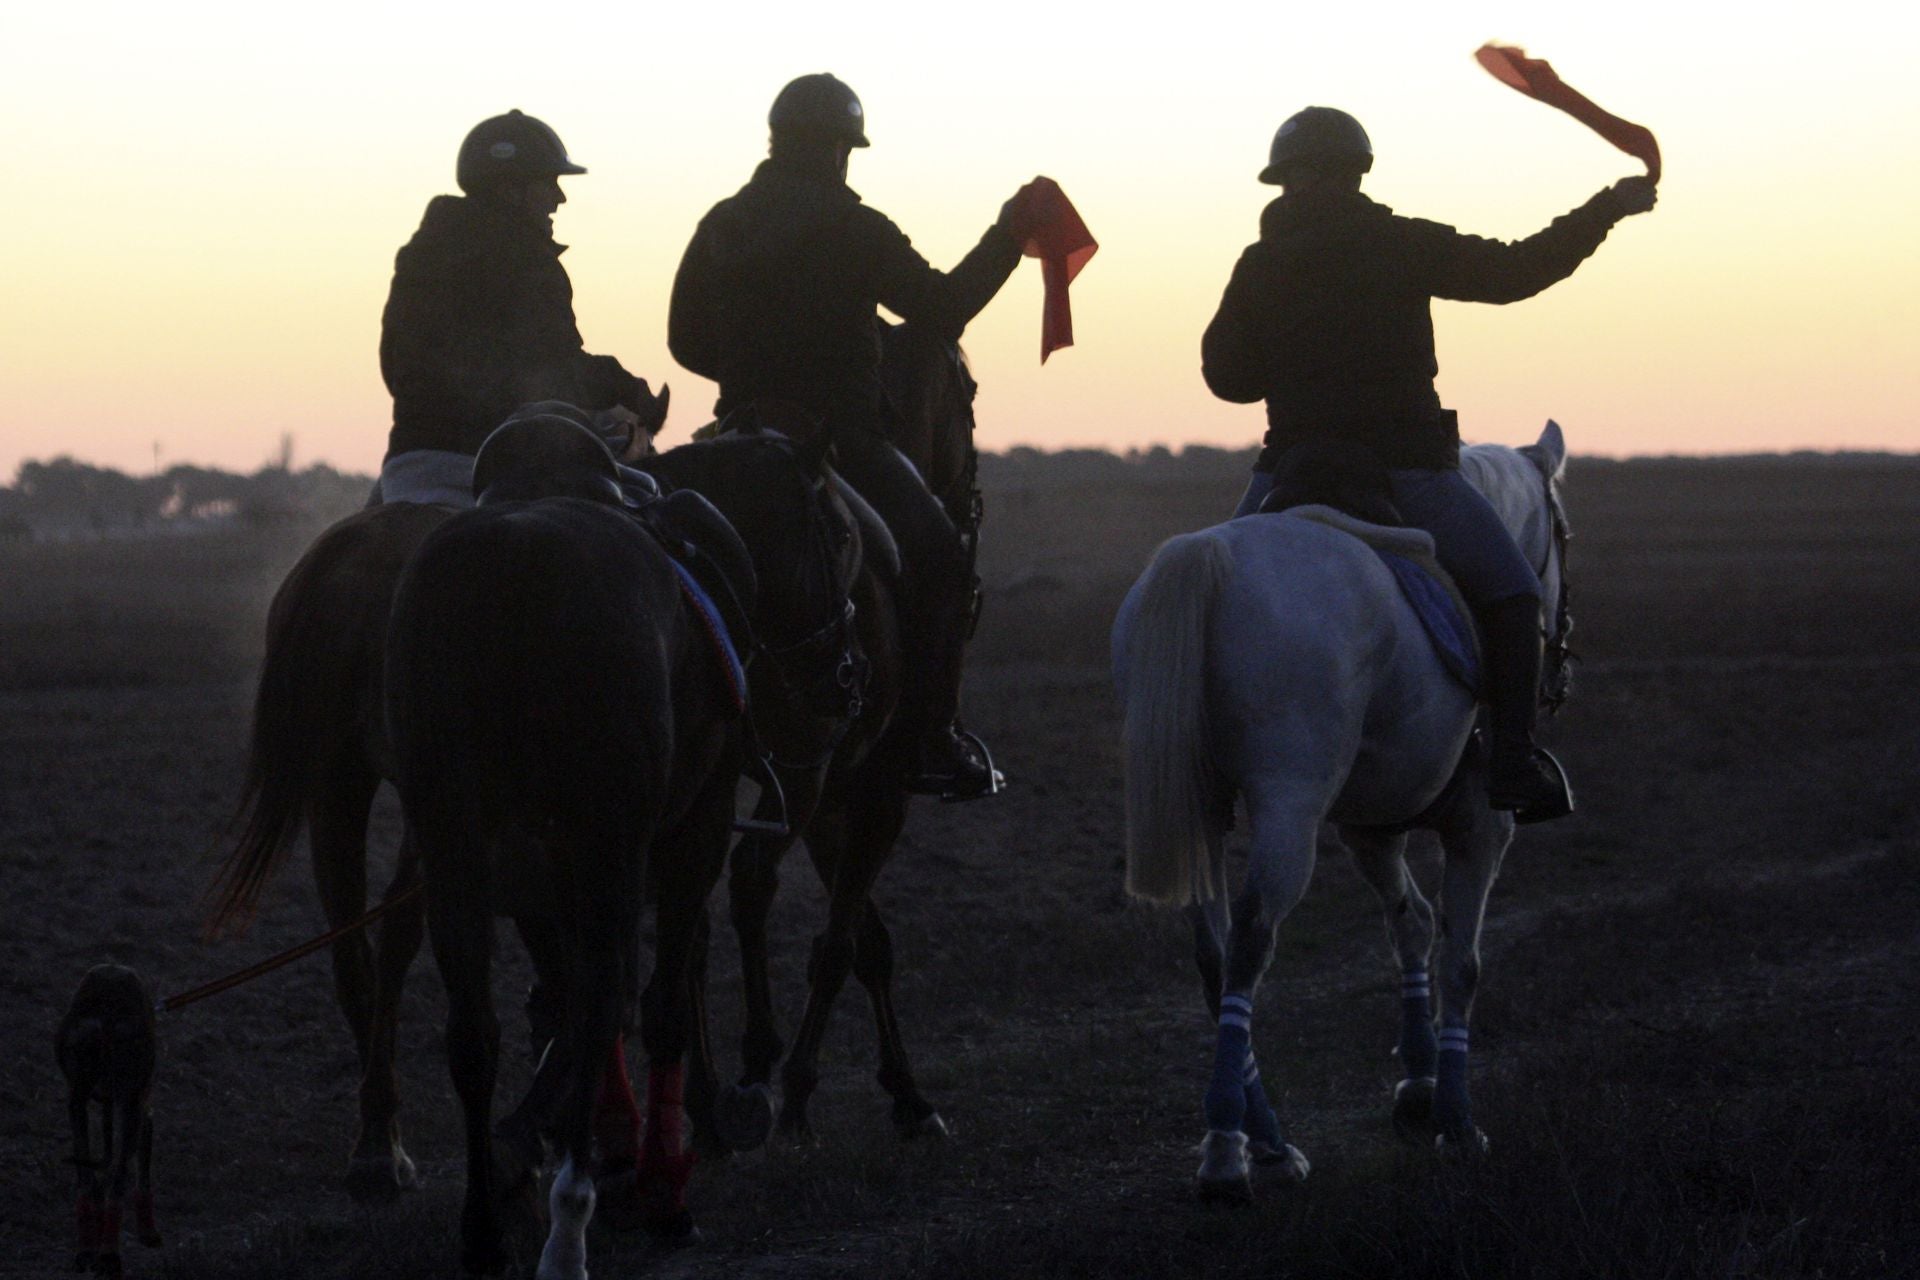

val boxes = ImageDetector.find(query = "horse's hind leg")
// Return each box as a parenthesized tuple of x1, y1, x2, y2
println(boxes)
(423, 861, 507, 1275)
(1342, 826, 1441, 1142)
(1197, 792, 1317, 1201)
(1428, 800, 1515, 1155)
(1187, 837, 1287, 1165)
(360, 832, 425, 1197)
(308, 764, 415, 1200)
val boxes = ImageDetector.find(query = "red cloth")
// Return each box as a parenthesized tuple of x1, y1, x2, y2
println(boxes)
(1008, 178, 1098, 362)
(1475, 43, 1661, 182)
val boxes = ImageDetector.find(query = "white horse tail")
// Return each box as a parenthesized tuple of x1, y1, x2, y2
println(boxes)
(1123, 531, 1233, 906)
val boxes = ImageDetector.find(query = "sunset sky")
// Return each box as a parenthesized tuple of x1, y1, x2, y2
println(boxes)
(4, 2, 1918, 480)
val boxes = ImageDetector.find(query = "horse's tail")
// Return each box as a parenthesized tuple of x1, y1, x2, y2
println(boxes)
(204, 526, 387, 938)
(1122, 531, 1232, 906)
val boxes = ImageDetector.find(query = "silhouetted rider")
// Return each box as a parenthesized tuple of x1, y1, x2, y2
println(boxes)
(1202, 106, 1656, 819)
(670, 73, 1037, 799)
(373, 110, 667, 504)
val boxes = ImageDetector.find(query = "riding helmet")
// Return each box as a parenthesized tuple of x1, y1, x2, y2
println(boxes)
(1259, 106, 1373, 185)
(456, 110, 587, 193)
(768, 73, 870, 148)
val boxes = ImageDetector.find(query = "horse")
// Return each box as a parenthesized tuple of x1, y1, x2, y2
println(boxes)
(381, 424, 861, 1275)
(687, 318, 986, 1149)
(58, 964, 162, 1277)
(204, 424, 855, 1204)
(1111, 421, 1572, 1202)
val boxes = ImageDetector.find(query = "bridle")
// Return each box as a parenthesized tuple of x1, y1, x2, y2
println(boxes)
(739, 439, 870, 768)
(1538, 469, 1575, 718)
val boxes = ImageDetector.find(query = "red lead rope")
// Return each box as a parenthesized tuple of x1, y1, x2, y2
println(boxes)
(1476, 43, 1662, 182)
(158, 884, 424, 1015)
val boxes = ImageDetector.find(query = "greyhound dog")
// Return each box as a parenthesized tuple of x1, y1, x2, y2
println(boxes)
(57, 964, 161, 1276)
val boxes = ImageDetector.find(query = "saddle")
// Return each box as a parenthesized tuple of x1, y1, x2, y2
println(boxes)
(473, 414, 758, 700)
(1278, 505, 1482, 695)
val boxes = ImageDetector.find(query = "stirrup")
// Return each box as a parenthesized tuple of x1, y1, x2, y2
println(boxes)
(906, 730, 1006, 802)
(1492, 747, 1574, 824)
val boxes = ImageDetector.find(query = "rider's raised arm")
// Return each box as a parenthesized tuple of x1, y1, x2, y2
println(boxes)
(1409, 187, 1630, 306)
(866, 207, 1022, 342)
(1201, 246, 1280, 405)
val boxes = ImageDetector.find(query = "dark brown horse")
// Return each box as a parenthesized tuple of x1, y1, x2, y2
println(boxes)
(381, 427, 858, 1272)
(690, 318, 986, 1148)
(207, 427, 860, 1204)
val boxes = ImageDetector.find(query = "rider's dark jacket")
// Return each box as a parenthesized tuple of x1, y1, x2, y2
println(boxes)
(668, 157, 1021, 433)
(380, 195, 645, 460)
(1202, 188, 1627, 471)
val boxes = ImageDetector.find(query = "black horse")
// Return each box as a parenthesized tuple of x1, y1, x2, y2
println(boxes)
(688, 320, 984, 1149)
(385, 426, 860, 1274)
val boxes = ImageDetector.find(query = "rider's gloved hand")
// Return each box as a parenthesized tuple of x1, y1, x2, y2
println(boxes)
(1606, 175, 1658, 217)
(997, 179, 1048, 243)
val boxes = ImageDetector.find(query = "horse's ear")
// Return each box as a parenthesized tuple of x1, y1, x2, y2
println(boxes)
(1530, 419, 1568, 482)
(795, 426, 836, 477)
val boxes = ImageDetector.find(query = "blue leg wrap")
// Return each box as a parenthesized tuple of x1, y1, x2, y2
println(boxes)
(1203, 998, 1253, 1132)
(1399, 994, 1438, 1079)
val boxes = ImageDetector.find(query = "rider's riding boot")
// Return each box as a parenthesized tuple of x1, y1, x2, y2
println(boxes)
(1478, 594, 1573, 822)
(903, 572, 999, 800)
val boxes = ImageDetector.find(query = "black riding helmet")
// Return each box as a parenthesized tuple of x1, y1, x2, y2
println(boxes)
(456, 110, 587, 193)
(768, 73, 870, 148)
(1259, 106, 1373, 185)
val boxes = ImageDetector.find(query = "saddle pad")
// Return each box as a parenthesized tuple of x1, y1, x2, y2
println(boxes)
(668, 558, 749, 716)
(1279, 505, 1481, 693)
(375, 449, 473, 506)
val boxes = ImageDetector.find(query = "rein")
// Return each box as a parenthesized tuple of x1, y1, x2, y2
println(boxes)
(160, 885, 423, 1015)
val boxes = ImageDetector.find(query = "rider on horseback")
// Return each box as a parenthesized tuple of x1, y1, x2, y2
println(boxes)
(669, 73, 1039, 799)
(373, 110, 669, 504)
(1202, 106, 1656, 818)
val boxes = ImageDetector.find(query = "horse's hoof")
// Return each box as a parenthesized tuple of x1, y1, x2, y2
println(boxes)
(715, 1082, 776, 1153)
(1392, 1076, 1438, 1145)
(1436, 1126, 1491, 1161)
(1247, 1140, 1310, 1181)
(1195, 1129, 1253, 1204)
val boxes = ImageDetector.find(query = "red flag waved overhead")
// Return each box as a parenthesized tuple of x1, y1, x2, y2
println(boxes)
(1475, 43, 1661, 182)
(1003, 177, 1098, 363)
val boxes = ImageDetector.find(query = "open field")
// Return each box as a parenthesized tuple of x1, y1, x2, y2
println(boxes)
(3, 451, 1918, 1278)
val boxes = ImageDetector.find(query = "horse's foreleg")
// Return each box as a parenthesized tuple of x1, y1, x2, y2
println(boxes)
(1198, 801, 1317, 1200)
(854, 897, 945, 1138)
(1342, 825, 1441, 1140)
(780, 790, 903, 1141)
(1187, 837, 1286, 1164)
(1429, 802, 1514, 1154)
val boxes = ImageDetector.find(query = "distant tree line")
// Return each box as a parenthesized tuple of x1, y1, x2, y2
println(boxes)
(0, 456, 375, 543)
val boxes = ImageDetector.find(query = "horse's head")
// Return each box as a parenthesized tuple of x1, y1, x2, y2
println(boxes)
(648, 431, 868, 728)
(879, 320, 979, 520)
(1463, 420, 1574, 713)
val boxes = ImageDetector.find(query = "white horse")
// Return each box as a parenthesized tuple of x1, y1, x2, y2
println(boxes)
(1111, 421, 1571, 1201)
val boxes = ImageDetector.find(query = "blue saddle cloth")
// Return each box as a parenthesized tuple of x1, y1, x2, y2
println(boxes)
(1264, 505, 1482, 695)
(668, 558, 749, 716)
(1377, 551, 1480, 693)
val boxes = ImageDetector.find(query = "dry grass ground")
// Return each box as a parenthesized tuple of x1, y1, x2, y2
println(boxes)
(2, 452, 1916, 1279)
